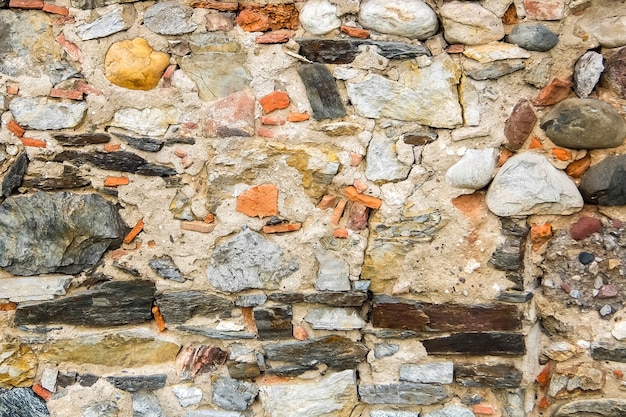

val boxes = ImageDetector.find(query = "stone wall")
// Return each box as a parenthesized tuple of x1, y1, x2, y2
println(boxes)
(1, 0, 626, 416)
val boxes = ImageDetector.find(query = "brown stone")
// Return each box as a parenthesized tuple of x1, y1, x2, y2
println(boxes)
(235, 4, 299, 32)
(502, 2, 518, 24)
(259, 91, 290, 113)
(524, 0, 564, 20)
(205, 12, 235, 31)
(236, 184, 278, 217)
(7, 120, 25, 138)
(423, 333, 526, 356)
(602, 47, 626, 99)
(570, 216, 601, 240)
(530, 223, 552, 250)
(504, 99, 536, 151)
(190, 0, 238, 10)
(228, 362, 261, 379)
(597, 284, 619, 298)
(566, 154, 591, 178)
(256, 30, 294, 44)
(346, 203, 370, 231)
(340, 25, 370, 39)
(532, 78, 573, 106)
(455, 363, 523, 388)
(104, 38, 170, 90)
(177, 345, 228, 378)
(254, 305, 292, 339)
(205, 90, 255, 137)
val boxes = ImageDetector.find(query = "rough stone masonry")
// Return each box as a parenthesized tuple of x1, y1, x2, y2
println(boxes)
(1, 0, 626, 416)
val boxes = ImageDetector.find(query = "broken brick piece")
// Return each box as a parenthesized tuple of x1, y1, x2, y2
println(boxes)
(566, 154, 591, 178)
(32, 384, 52, 401)
(256, 30, 295, 44)
(0, 302, 17, 311)
(340, 25, 370, 38)
(237, 184, 278, 217)
(343, 186, 382, 209)
(533, 78, 573, 106)
(124, 219, 144, 244)
(50, 88, 83, 100)
(20, 138, 47, 148)
(56, 33, 82, 63)
(181, 221, 216, 233)
(318, 195, 336, 209)
(104, 176, 130, 187)
(6, 85, 19, 95)
(42, 3, 69, 15)
(259, 91, 290, 114)
(103, 143, 121, 152)
(260, 116, 286, 125)
(76, 81, 102, 95)
(472, 404, 495, 415)
(536, 362, 551, 387)
(9, 0, 43, 8)
(497, 148, 513, 167)
(189, 0, 238, 10)
(7, 120, 25, 137)
(333, 228, 348, 238)
(528, 136, 542, 149)
(257, 127, 275, 138)
(262, 223, 301, 234)
(203, 214, 215, 223)
(152, 305, 166, 332)
(287, 112, 310, 122)
(551, 147, 572, 161)
(447, 44, 465, 54)
(331, 199, 347, 225)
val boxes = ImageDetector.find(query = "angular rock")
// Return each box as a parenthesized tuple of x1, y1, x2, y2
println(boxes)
(14, 280, 155, 326)
(297, 64, 346, 120)
(235, 4, 299, 32)
(104, 38, 169, 90)
(267, 291, 367, 307)
(144, 2, 196, 35)
(366, 131, 412, 182)
(399, 362, 454, 384)
(506, 24, 558, 52)
(543, 341, 582, 362)
(553, 399, 626, 417)
(423, 405, 475, 417)
(83, 401, 119, 417)
(236, 184, 278, 217)
(0, 192, 126, 275)
(455, 363, 522, 388)
(110, 107, 177, 137)
(55, 151, 177, 177)
(524, 0, 564, 20)
(370, 412, 419, 417)
(423, 333, 525, 356)
(52, 133, 110, 147)
(204, 91, 255, 137)
(172, 384, 203, 408)
(358, 0, 438, 40)
(486, 153, 583, 217)
(234, 294, 267, 307)
(76, 5, 135, 40)
(548, 362, 605, 398)
(574, 51, 604, 98)
(0, 343, 38, 388)
(489, 235, 524, 271)
(254, 306, 292, 340)
(178, 327, 256, 340)
(347, 54, 462, 128)
(206, 229, 298, 293)
(463, 59, 525, 80)
(9, 97, 86, 130)
(591, 341, 626, 363)
(132, 392, 164, 417)
(358, 383, 447, 405)
(106, 375, 167, 392)
(108, 129, 164, 152)
(263, 335, 368, 370)
(440, 1, 504, 45)
(22, 169, 92, 192)
(374, 343, 399, 359)
(259, 370, 357, 417)
(584, 15, 626, 48)
(504, 99, 536, 151)
(227, 362, 261, 379)
(580, 155, 626, 205)
(149, 256, 187, 283)
(1, 152, 28, 197)
(0, 388, 49, 417)
(0, 275, 72, 302)
(540, 98, 626, 149)
(176, 345, 229, 379)
(496, 290, 533, 303)
(445, 148, 496, 190)
(463, 42, 530, 63)
(299, 0, 340, 35)
(212, 377, 258, 411)
(185, 412, 241, 417)
(315, 251, 350, 291)
(156, 291, 232, 324)
(570, 217, 602, 240)
(304, 308, 365, 330)
(603, 47, 626, 99)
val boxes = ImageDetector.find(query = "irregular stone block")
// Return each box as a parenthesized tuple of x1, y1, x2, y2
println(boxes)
(267, 291, 368, 307)
(235, 4, 299, 32)
(591, 341, 626, 363)
(0, 388, 49, 417)
(399, 362, 454, 384)
(144, 1, 196, 35)
(504, 99, 536, 151)
(365, 131, 412, 182)
(1, 152, 28, 197)
(304, 308, 365, 330)
(297, 38, 430, 64)
(204, 91, 255, 137)
(357, 0, 437, 40)
(315, 251, 350, 291)
(55, 151, 176, 176)
(297, 64, 346, 120)
(440, 1, 504, 45)
(185, 411, 241, 417)
(149, 256, 187, 283)
(579, 155, 626, 205)
(0, 343, 38, 388)
(235, 294, 267, 307)
(212, 377, 258, 411)
(156, 291, 232, 324)
(236, 184, 278, 217)
(506, 23, 559, 52)
(22, 165, 91, 191)
(445, 148, 497, 189)
(463, 58, 525, 80)
(52, 133, 110, 147)
(227, 362, 261, 379)
(9, 97, 86, 130)
(374, 343, 399, 359)
(299, 0, 340, 35)
(176, 345, 228, 379)
(423, 405, 474, 417)
(254, 306, 292, 339)
(553, 398, 626, 417)
(132, 392, 164, 417)
(370, 412, 419, 417)
(423, 333, 526, 356)
(108, 129, 165, 152)
(105, 38, 169, 90)
(76, 5, 135, 40)
(0, 275, 72, 302)
(172, 384, 202, 408)
(358, 383, 447, 405)
(106, 375, 167, 392)
(83, 401, 118, 417)
(454, 363, 522, 388)
(178, 327, 257, 340)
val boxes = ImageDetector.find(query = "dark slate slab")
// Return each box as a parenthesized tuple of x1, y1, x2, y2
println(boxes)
(496, 290, 533, 303)
(227, 362, 261, 379)
(296, 38, 430, 64)
(455, 363, 522, 388)
(78, 373, 100, 387)
(267, 293, 306, 304)
(358, 383, 448, 405)
(55, 150, 177, 177)
(105, 374, 167, 392)
(579, 155, 626, 206)
(52, 133, 110, 146)
(156, 291, 233, 324)
(1, 152, 28, 197)
(109, 131, 165, 152)
(266, 291, 368, 307)
(297, 64, 346, 120)
(263, 335, 368, 370)
(422, 333, 526, 356)
(591, 342, 626, 363)
(149, 256, 187, 282)
(254, 305, 292, 340)
(266, 364, 317, 377)
(0, 388, 49, 417)
(489, 236, 524, 271)
(14, 280, 155, 327)
(22, 165, 91, 191)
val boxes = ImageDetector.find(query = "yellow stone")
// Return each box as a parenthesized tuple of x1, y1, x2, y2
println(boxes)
(0, 343, 38, 388)
(104, 38, 170, 90)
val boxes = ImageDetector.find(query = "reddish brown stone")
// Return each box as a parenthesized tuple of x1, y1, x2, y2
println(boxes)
(340, 25, 370, 39)
(473, 404, 495, 415)
(152, 305, 166, 332)
(566, 154, 591, 178)
(602, 47, 626, 99)
(256, 29, 295, 44)
(533, 78, 572, 106)
(0, 302, 17, 311)
(447, 44, 465, 54)
(76, 81, 102, 96)
(504, 99, 536, 151)
(552, 147, 572, 161)
(9, 0, 43, 8)
(423, 333, 526, 356)
(524, 0, 564, 20)
(6, 85, 19, 95)
(104, 143, 121, 152)
(56, 33, 82, 63)
(189, 0, 238, 10)
(20, 138, 47, 148)
(42, 3, 68, 15)
(570, 216, 602, 240)
(455, 363, 523, 388)
(502, 2, 518, 24)
(205, 91, 255, 137)
(206, 12, 235, 31)
(346, 203, 370, 231)
(257, 127, 275, 138)
(536, 363, 551, 387)
(236, 184, 278, 218)
(318, 195, 336, 209)
(235, 4, 299, 32)
(262, 223, 301, 234)
(181, 221, 216, 233)
(50, 88, 83, 100)
(260, 115, 286, 125)
(597, 284, 619, 298)
(259, 91, 290, 114)
(372, 298, 429, 331)
(177, 345, 228, 378)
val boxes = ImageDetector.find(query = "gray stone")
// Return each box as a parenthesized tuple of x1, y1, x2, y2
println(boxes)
(506, 24, 559, 52)
(235, 294, 267, 307)
(0, 192, 127, 276)
(106, 375, 167, 393)
(263, 336, 368, 370)
(40, 367, 58, 392)
(132, 392, 164, 417)
(304, 308, 365, 330)
(76, 5, 135, 40)
(524, 57, 552, 88)
(374, 343, 399, 359)
(440, 1, 504, 45)
(178, 52, 250, 102)
(185, 411, 241, 417)
(591, 341, 626, 362)
(108, 129, 165, 153)
(297, 64, 347, 120)
(149, 256, 187, 282)
(463, 59, 525, 80)
(2, 152, 28, 197)
(358, 383, 448, 405)
(423, 405, 475, 417)
(0, 388, 49, 417)
(178, 327, 257, 340)
(212, 377, 258, 411)
(315, 251, 350, 291)
(540, 98, 626, 149)
(299, 0, 340, 35)
(9, 98, 86, 130)
(365, 132, 412, 182)
(144, 2, 196, 35)
(399, 362, 454, 384)
(553, 399, 626, 417)
(370, 412, 419, 417)
(445, 148, 496, 190)
(84, 401, 119, 417)
(496, 389, 525, 417)
(358, 0, 438, 40)
(156, 291, 232, 324)
(207, 229, 298, 293)
(574, 51, 604, 98)
(0, 275, 72, 302)
(172, 384, 202, 408)
(486, 153, 583, 217)
(455, 363, 522, 388)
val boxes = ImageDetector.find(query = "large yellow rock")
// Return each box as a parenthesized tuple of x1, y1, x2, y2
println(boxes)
(104, 38, 170, 90)
(0, 343, 38, 388)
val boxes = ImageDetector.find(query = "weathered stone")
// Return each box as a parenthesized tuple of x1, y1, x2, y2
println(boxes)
(570, 217, 602, 240)
(506, 24, 558, 52)
(374, 343, 399, 358)
(591, 341, 626, 363)
(463, 42, 530, 63)
(254, 306, 292, 339)
(296, 38, 430, 64)
(185, 412, 241, 417)
(235, 4, 299, 32)
(106, 375, 166, 392)
(236, 184, 278, 217)
(486, 153, 583, 217)
(370, 412, 419, 417)
(463, 59, 525, 80)
(259, 370, 357, 417)
(574, 51, 604, 98)
(358, 0, 438, 40)
(583, 15, 626, 48)
(267, 291, 368, 307)
(496, 290, 533, 303)
(178, 327, 257, 340)
(445, 148, 497, 190)
(234, 294, 267, 307)
(358, 383, 447, 405)
(55, 151, 176, 177)
(76, 5, 135, 40)
(149, 256, 187, 283)
(548, 362, 605, 398)
(299, 0, 340, 35)
(365, 131, 412, 182)
(227, 362, 261, 379)
(15, 280, 154, 326)
(315, 251, 351, 291)
(104, 38, 169, 90)
(108, 129, 164, 152)
(297, 64, 346, 120)
(78, 374, 100, 387)
(304, 308, 365, 330)
(132, 392, 164, 417)
(399, 362, 454, 384)
(543, 341, 582, 362)
(52, 133, 110, 147)
(176, 345, 228, 379)
(347, 54, 462, 128)
(580, 155, 626, 205)
(489, 236, 524, 271)
(553, 399, 626, 417)
(0, 388, 49, 417)
(602, 47, 626, 99)
(83, 401, 119, 417)
(423, 405, 475, 417)
(172, 384, 202, 408)
(1, 152, 28, 197)
(0, 275, 72, 302)
(0, 343, 38, 388)
(204, 91, 255, 137)
(440, 1, 504, 45)
(212, 377, 258, 411)
(455, 363, 522, 388)
(9, 97, 86, 130)
(144, 1, 196, 35)
(402, 130, 438, 145)
(207, 229, 298, 293)
(422, 333, 526, 356)
(540, 98, 626, 149)
(110, 107, 177, 137)
(156, 291, 232, 324)
(263, 335, 368, 370)
(0, 192, 126, 275)
(504, 99, 536, 151)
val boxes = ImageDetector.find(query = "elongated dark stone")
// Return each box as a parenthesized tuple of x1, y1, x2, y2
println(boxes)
(1, 152, 28, 197)
(52, 133, 110, 146)
(105, 374, 166, 392)
(297, 38, 430, 64)
(156, 291, 233, 324)
(21, 165, 91, 191)
(254, 305, 292, 340)
(423, 333, 526, 356)
(267, 291, 368, 307)
(591, 342, 626, 363)
(455, 363, 522, 388)
(297, 64, 346, 120)
(55, 150, 176, 176)
(109, 131, 165, 152)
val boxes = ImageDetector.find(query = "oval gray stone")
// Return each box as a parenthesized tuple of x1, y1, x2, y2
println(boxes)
(358, 0, 438, 40)
(144, 1, 197, 35)
(9, 97, 87, 130)
(506, 24, 558, 52)
(540, 98, 626, 149)
(579, 154, 626, 206)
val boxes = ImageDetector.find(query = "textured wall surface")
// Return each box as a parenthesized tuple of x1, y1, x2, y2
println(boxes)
(1, 0, 626, 416)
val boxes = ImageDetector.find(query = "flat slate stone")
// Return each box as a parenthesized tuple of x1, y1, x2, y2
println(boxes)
(1, 152, 28, 197)
(14, 280, 155, 326)
(105, 374, 167, 392)
(399, 362, 454, 384)
(177, 327, 257, 340)
(358, 383, 448, 405)
(454, 363, 522, 388)
(422, 332, 526, 356)
(156, 291, 233, 324)
(297, 64, 346, 120)
(263, 335, 368, 370)
(552, 399, 626, 417)
(22, 165, 91, 191)
(297, 38, 430, 64)
(591, 341, 626, 363)
(211, 377, 258, 411)
(267, 291, 368, 307)
(55, 150, 177, 176)
(489, 236, 524, 271)
(254, 306, 292, 340)
(109, 129, 165, 152)
(52, 133, 111, 147)
(0, 388, 49, 417)
(149, 256, 187, 282)
(132, 392, 164, 417)
(579, 155, 626, 205)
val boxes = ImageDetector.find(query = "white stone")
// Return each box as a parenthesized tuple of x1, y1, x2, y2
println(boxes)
(299, 0, 341, 35)
(76, 5, 135, 40)
(333, 67, 363, 80)
(451, 126, 491, 142)
(463, 42, 531, 63)
(172, 384, 203, 408)
(9, 98, 87, 130)
(366, 131, 412, 182)
(582, 15, 626, 48)
(111, 107, 178, 137)
(0, 275, 72, 302)
(486, 152, 584, 217)
(329, 0, 359, 16)
(358, 0, 438, 40)
(40, 367, 58, 392)
(459, 76, 481, 126)
(440, 1, 505, 45)
(304, 308, 365, 330)
(144, 1, 197, 35)
(480, 0, 514, 17)
(574, 51, 604, 98)
(259, 370, 357, 417)
(315, 251, 350, 291)
(612, 320, 626, 340)
(445, 148, 497, 190)
(399, 362, 454, 384)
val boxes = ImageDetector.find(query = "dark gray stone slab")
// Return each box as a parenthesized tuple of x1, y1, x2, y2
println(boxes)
(156, 291, 233, 324)
(580, 155, 626, 205)
(267, 291, 368, 306)
(55, 150, 176, 176)
(0, 388, 49, 417)
(227, 362, 261, 379)
(358, 383, 448, 405)
(297, 64, 346, 120)
(22, 165, 91, 191)
(297, 38, 430, 64)
(591, 341, 626, 363)
(1, 152, 28, 197)
(212, 377, 258, 411)
(265, 364, 317, 377)
(14, 280, 155, 327)
(52, 133, 110, 147)
(455, 363, 522, 388)
(552, 399, 626, 417)
(423, 333, 526, 356)
(0, 191, 127, 275)
(489, 236, 524, 271)
(254, 305, 292, 340)
(109, 130, 165, 152)
(496, 290, 533, 303)
(263, 335, 368, 370)
(105, 374, 167, 392)
(149, 256, 187, 282)
(132, 392, 164, 417)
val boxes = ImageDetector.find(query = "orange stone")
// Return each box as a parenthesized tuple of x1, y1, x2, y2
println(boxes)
(503, 2, 518, 24)
(181, 221, 216, 233)
(340, 25, 370, 38)
(614, 369, 624, 379)
(331, 199, 347, 225)
(147, 240, 157, 248)
(318, 195, 337, 209)
(531, 223, 552, 250)
(293, 325, 308, 340)
(536, 362, 551, 387)
(257, 127, 275, 138)
(32, 384, 52, 401)
(333, 228, 349, 238)
(287, 112, 310, 122)
(350, 152, 363, 167)
(7, 120, 25, 137)
(447, 44, 465, 53)
(9, 0, 43, 9)
(42, 3, 69, 15)
(528, 136, 542, 149)
(203, 214, 215, 223)
(189, 0, 238, 10)
(343, 186, 382, 209)
(103, 143, 121, 152)
(104, 176, 130, 187)
(259, 91, 290, 114)
(552, 147, 572, 161)
(124, 218, 144, 244)
(498, 148, 513, 166)
(152, 305, 166, 332)
(566, 154, 591, 178)
(20, 137, 47, 148)
(235, 4, 299, 32)
(451, 192, 486, 221)
(50, 88, 83, 100)
(236, 184, 278, 217)
(256, 30, 295, 44)
(262, 223, 301, 234)
(538, 396, 551, 409)
(533, 78, 573, 106)
(472, 404, 495, 415)
(0, 302, 17, 311)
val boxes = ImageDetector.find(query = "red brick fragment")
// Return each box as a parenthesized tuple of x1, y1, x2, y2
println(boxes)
(56, 33, 82, 63)
(497, 148, 513, 167)
(32, 384, 52, 401)
(531, 223, 552, 250)
(256, 29, 295, 44)
(570, 217, 602, 240)
(177, 345, 228, 378)
(42, 3, 69, 15)
(6, 85, 19, 95)
(103, 143, 121, 152)
(287, 112, 309, 122)
(472, 404, 495, 415)
(181, 221, 216, 233)
(236, 184, 278, 218)
(0, 302, 17, 311)
(293, 325, 308, 340)
(538, 396, 551, 409)
(333, 228, 348, 238)
(561, 282, 571, 294)
(447, 44, 465, 53)
(343, 186, 382, 209)
(259, 91, 290, 114)
(533, 78, 573, 106)
(536, 362, 551, 387)
(318, 195, 336, 209)
(51, 16, 75, 25)
(331, 199, 347, 225)
(9, 0, 43, 8)
(528, 136, 542, 149)
(205, 91, 255, 137)
(124, 219, 144, 244)
(76, 81, 102, 96)
(203, 214, 215, 223)
(260, 115, 286, 125)
(341, 25, 370, 39)
(262, 223, 301, 234)
(104, 176, 129, 187)
(174, 149, 188, 158)
(20, 138, 47, 148)
(350, 152, 363, 167)
(257, 127, 275, 138)
(147, 240, 157, 248)
(614, 369, 624, 379)
(50, 88, 83, 100)
(7, 120, 25, 137)
(346, 203, 370, 231)
(152, 305, 166, 332)
(552, 147, 572, 161)
(353, 179, 368, 193)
